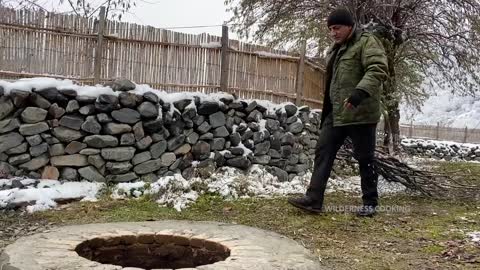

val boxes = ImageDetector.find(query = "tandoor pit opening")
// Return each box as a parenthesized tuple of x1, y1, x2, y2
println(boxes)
(75, 234, 231, 269)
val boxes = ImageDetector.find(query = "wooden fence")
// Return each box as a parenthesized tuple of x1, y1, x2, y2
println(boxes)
(378, 122, 480, 144)
(0, 6, 325, 108)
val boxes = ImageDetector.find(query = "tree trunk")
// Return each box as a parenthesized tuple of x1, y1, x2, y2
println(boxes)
(382, 43, 401, 153)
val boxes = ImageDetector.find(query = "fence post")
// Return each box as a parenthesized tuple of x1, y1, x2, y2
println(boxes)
(93, 6, 106, 85)
(435, 122, 440, 140)
(220, 24, 230, 92)
(463, 127, 468, 143)
(408, 120, 413, 138)
(295, 40, 307, 106)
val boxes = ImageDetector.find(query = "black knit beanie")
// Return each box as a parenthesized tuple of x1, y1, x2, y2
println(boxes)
(327, 8, 354, 27)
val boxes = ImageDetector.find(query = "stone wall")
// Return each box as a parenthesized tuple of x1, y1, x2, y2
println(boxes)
(0, 79, 322, 183)
(401, 138, 480, 161)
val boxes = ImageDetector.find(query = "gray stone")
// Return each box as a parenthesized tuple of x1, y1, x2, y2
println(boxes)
(106, 161, 132, 174)
(96, 113, 112, 123)
(21, 107, 48, 123)
(174, 144, 191, 156)
(112, 108, 141, 124)
(59, 115, 84, 130)
(132, 151, 152, 165)
(10, 90, 30, 107)
(119, 92, 138, 108)
(29, 93, 51, 109)
(60, 167, 79, 181)
(65, 141, 87, 154)
(268, 167, 289, 182)
(81, 116, 101, 134)
(193, 115, 205, 126)
(52, 127, 84, 142)
(136, 136, 153, 150)
(138, 101, 158, 118)
(229, 147, 243, 156)
(169, 158, 182, 170)
(288, 154, 299, 165)
(79, 104, 96, 115)
(88, 155, 105, 169)
(6, 142, 28, 155)
(230, 132, 241, 147)
(104, 123, 132, 135)
(120, 133, 136, 146)
(254, 141, 270, 156)
(0, 161, 15, 175)
(247, 110, 263, 122)
(253, 155, 271, 165)
(134, 159, 162, 174)
(198, 101, 219, 115)
(30, 142, 48, 157)
(253, 131, 266, 144)
(19, 154, 49, 171)
(101, 147, 136, 161)
(0, 96, 14, 121)
(186, 132, 199, 144)
(150, 140, 167, 158)
(173, 99, 192, 111)
(76, 95, 97, 104)
(266, 119, 280, 132)
(281, 145, 293, 158)
(133, 122, 145, 141)
(9, 153, 31, 166)
(79, 148, 101, 155)
(26, 135, 42, 146)
(84, 135, 118, 148)
(48, 103, 65, 119)
(213, 126, 229, 138)
(51, 154, 88, 167)
(241, 129, 254, 141)
(209, 111, 226, 128)
(0, 118, 20, 134)
(211, 138, 226, 151)
(281, 132, 296, 145)
(0, 153, 7, 162)
(286, 116, 298, 125)
(110, 78, 136, 92)
(143, 119, 163, 133)
(0, 132, 24, 153)
(196, 121, 210, 135)
(245, 100, 257, 113)
(192, 141, 211, 160)
(160, 152, 176, 167)
(289, 122, 304, 134)
(199, 132, 214, 140)
(226, 156, 251, 169)
(78, 166, 105, 182)
(143, 92, 159, 103)
(167, 135, 185, 151)
(284, 104, 298, 117)
(66, 100, 80, 113)
(106, 172, 138, 183)
(299, 153, 310, 163)
(269, 149, 282, 159)
(41, 133, 60, 145)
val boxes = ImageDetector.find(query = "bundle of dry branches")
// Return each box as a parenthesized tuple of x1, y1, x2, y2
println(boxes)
(338, 141, 479, 200)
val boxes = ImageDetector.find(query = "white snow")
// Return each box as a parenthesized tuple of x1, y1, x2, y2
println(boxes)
(467, 232, 480, 243)
(401, 83, 480, 129)
(255, 51, 299, 61)
(0, 180, 103, 213)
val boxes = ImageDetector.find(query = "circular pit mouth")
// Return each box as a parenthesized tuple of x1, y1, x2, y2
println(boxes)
(75, 234, 231, 269)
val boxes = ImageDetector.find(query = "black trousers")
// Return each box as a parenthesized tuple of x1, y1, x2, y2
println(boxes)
(306, 115, 379, 207)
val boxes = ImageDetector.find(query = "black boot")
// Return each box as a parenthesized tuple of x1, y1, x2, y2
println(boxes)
(356, 205, 376, 217)
(288, 196, 322, 214)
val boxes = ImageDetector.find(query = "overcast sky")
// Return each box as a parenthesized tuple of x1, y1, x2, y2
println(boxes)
(122, 0, 235, 38)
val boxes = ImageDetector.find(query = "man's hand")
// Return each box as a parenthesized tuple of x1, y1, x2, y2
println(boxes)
(344, 89, 370, 109)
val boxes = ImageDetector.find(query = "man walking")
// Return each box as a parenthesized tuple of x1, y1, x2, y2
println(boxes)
(288, 8, 388, 217)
